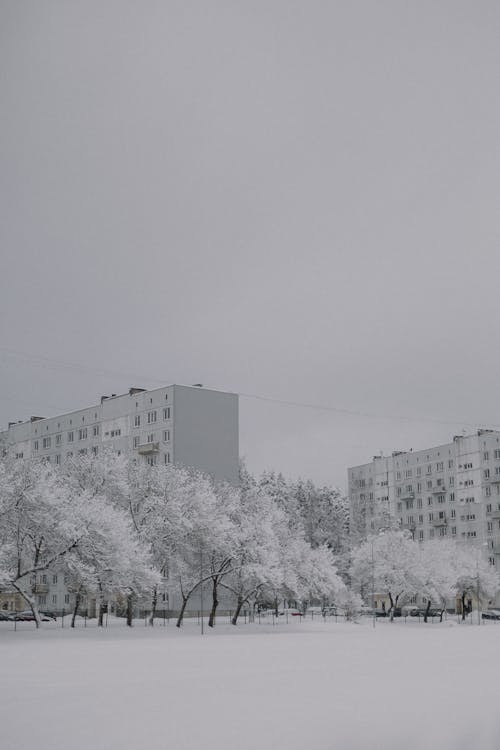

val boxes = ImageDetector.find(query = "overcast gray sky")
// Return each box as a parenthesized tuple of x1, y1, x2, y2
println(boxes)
(1, 1, 499, 490)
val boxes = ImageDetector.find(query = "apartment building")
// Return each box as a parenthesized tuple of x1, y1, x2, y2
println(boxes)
(348, 429, 500, 568)
(0, 384, 239, 616)
(0, 383, 239, 484)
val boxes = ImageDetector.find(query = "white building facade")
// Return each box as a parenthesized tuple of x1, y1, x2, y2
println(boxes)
(0, 383, 239, 484)
(0, 384, 239, 616)
(348, 429, 500, 569)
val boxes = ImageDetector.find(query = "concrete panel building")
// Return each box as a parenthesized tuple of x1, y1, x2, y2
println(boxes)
(0, 383, 239, 485)
(0, 384, 239, 616)
(348, 429, 500, 569)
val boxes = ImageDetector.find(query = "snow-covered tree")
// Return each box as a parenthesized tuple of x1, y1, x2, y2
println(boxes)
(351, 530, 420, 620)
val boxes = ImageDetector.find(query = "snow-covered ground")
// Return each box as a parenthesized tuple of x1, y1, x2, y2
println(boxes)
(1, 616, 499, 750)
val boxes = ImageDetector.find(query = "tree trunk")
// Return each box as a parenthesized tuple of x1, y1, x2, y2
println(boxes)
(461, 593, 467, 621)
(388, 592, 394, 621)
(208, 577, 219, 628)
(149, 586, 157, 626)
(126, 594, 133, 627)
(13, 584, 41, 628)
(176, 596, 189, 628)
(71, 590, 81, 628)
(423, 600, 431, 623)
(232, 595, 244, 625)
(98, 603, 104, 627)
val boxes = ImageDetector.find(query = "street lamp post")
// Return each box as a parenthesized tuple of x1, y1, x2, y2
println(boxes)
(371, 539, 376, 629)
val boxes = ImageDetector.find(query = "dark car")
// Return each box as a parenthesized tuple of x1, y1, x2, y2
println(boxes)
(410, 607, 441, 618)
(481, 609, 500, 620)
(13, 610, 52, 622)
(0, 611, 15, 621)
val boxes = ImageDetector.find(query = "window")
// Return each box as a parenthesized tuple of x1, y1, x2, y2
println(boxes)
(449, 492, 455, 501)
(416, 467, 422, 477)
(436, 462, 444, 472)
(163, 407, 171, 420)
(163, 430, 170, 442)
(55, 454, 61, 465)
(418, 514, 424, 524)
(147, 410, 157, 424)
(78, 428, 87, 440)
(164, 452, 171, 464)
(33, 440, 39, 451)
(133, 437, 140, 448)
(464, 479, 474, 487)
(486, 503, 492, 513)
(64, 594, 70, 604)
(147, 433, 154, 444)
(483, 452, 489, 461)
(418, 530, 424, 541)
(439, 527, 447, 536)
(487, 521, 493, 532)
(56, 434, 62, 445)
(134, 415, 140, 427)
(429, 529, 435, 538)
(93, 425, 99, 437)
(427, 480, 433, 489)
(147, 455, 157, 466)
(428, 512, 434, 521)
(449, 477, 454, 486)
(38, 595, 47, 606)
(495, 449, 500, 460)
(417, 498, 422, 509)
(397, 502, 403, 512)
(463, 462, 473, 469)
(68, 431, 74, 443)
(427, 497, 433, 506)
(417, 483, 422, 493)
(451, 509, 456, 519)
(52, 594, 57, 604)
(451, 526, 457, 536)
(437, 494, 445, 504)
(448, 459, 454, 468)
(484, 469, 490, 479)
(486, 486, 491, 497)
(110, 429, 121, 438)
(405, 469, 412, 478)
(426, 465, 432, 475)
(92, 446, 98, 456)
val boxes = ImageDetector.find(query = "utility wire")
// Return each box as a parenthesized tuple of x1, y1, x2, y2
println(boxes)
(0, 345, 498, 431)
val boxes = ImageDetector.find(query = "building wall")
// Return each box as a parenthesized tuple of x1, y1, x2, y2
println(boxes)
(0, 384, 239, 484)
(348, 429, 500, 569)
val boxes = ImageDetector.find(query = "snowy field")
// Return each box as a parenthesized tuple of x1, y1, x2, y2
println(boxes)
(1, 616, 499, 750)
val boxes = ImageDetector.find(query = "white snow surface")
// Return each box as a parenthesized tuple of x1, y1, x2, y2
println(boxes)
(1, 616, 499, 750)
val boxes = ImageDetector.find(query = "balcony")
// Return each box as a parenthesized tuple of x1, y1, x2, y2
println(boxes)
(431, 486, 446, 494)
(400, 491, 415, 500)
(490, 510, 500, 519)
(137, 442, 160, 455)
(33, 584, 49, 594)
(431, 517, 447, 526)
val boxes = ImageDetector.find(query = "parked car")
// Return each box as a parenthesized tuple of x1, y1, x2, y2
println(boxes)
(13, 610, 53, 622)
(278, 609, 303, 617)
(306, 606, 323, 616)
(410, 607, 441, 618)
(40, 610, 58, 620)
(0, 611, 15, 621)
(481, 609, 500, 620)
(322, 606, 338, 616)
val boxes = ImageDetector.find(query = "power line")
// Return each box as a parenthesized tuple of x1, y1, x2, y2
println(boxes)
(0, 345, 498, 431)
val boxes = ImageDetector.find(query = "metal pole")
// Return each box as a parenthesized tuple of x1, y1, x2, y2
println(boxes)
(372, 540, 376, 629)
(200, 541, 204, 635)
